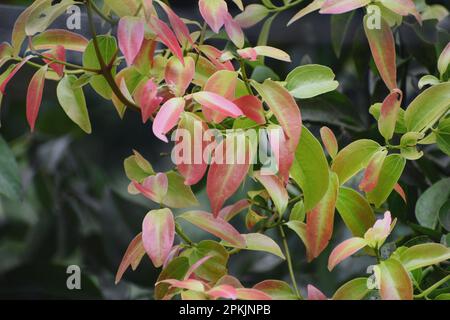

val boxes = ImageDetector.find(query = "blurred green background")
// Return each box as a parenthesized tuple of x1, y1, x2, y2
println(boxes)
(0, 0, 449, 299)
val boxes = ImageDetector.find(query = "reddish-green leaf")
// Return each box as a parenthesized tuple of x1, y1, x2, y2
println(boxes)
(155, 0, 193, 46)
(193, 91, 243, 119)
(253, 280, 298, 300)
(307, 285, 327, 300)
(165, 56, 195, 97)
(399, 243, 450, 271)
(332, 278, 369, 300)
(199, 0, 228, 33)
(306, 172, 339, 261)
(320, 126, 338, 159)
(152, 97, 185, 143)
(379, 258, 413, 300)
(378, 0, 421, 23)
(223, 233, 285, 259)
(142, 208, 175, 268)
(26, 65, 47, 131)
(154, 257, 190, 300)
(236, 288, 272, 300)
(148, 16, 184, 64)
(233, 95, 266, 125)
(235, 4, 269, 28)
(0, 56, 33, 94)
(224, 14, 244, 48)
(379, 89, 403, 140)
(359, 149, 388, 193)
(180, 211, 246, 247)
(218, 199, 250, 221)
(328, 237, 367, 271)
(207, 285, 237, 300)
(253, 171, 288, 215)
(320, 0, 370, 14)
(115, 233, 146, 284)
(133, 172, 169, 204)
(133, 78, 162, 123)
(31, 29, 89, 52)
(363, 15, 397, 91)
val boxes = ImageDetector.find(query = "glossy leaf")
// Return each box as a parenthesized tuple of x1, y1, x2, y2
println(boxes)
(404, 82, 450, 132)
(366, 155, 406, 207)
(253, 172, 288, 215)
(163, 171, 199, 208)
(253, 280, 298, 300)
(336, 187, 375, 237)
(437, 43, 450, 77)
(218, 199, 250, 221)
(306, 172, 339, 261)
(199, 0, 228, 33)
(152, 97, 185, 143)
(415, 178, 450, 229)
(363, 15, 397, 91)
(332, 278, 369, 300)
(133, 78, 163, 123)
(320, 126, 338, 159)
(331, 139, 382, 185)
(180, 211, 246, 247)
(0, 56, 34, 94)
(142, 208, 175, 268)
(26, 65, 47, 132)
(165, 56, 195, 97)
(148, 17, 184, 64)
(118, 16, 145, 66)
(56, 75, 92, 134)
(155, 0, 193, 46)
(224, 14, 245, 48)
(359, 149, 388, 193)
(286, 221, 308, 249)
(290, 126, 329, 211)
(378, 258, 413, 300)
(235, 4, 269, 28)
(31, 29, 89, 52)
(399, 243, 450, 271)
(193, 91, 243, 119)
(288, 0, 325, 25)
(379, 89, 403, 140)
(223, 233, 285, 259)
(328, 237, 367, 271)
(133, 172, 169, 204)
(320, 0, 370, 14)
(233, 95, 266, 125)
(286, 64, 339, 99)
(124, 150, 154, 182)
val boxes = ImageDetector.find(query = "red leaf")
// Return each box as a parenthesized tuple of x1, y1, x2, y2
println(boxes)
(218, 199, 250, 221)
(156, 0, 193, 46)
(133, 78, 163, 123)
(148, 16, 184, 64)
(307, 285, 328, 300)
(359, 149, 387, 193)
(26, 65, 47, 131)
(379, 89, 403, 141)
(394, 183, 407, 203)
(133, 172, 169, 203)
(142, 208, 175, 268)
(43, 45, 66, 77)
(152, 97, 185, 142)
(0, 55, 33, 94)
(115, 233, 146, 284)
(233, 95, 266, 125)
(118, 16, 145, 66)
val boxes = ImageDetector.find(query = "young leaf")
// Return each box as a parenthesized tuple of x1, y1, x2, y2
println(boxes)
(152, 97, 185, 143)
(154, 257, 190, 300)
(218, 199, 250, 221)
(307, 285, 327, 300)
(378, 0, 421, 23)
(363, 15, 397, 91)
(104, 0, 139, 17)
(236, 288, 272, 300)
(437, 42, 450, 77)
(115, 233, 146, 284)
(379, 89, 403, 141)
(26, 65, 47, 131)
(290, 126, 329, 211)
(359, 149, 388, 193)
(286, 64, 339, 99)
(328, 237, 367, 271)
(187, 240, 229, 282)
(320, 126, 338, 159)
(42, 45, 66, 78)
(133, 78, 163, 123)
(288, 0, 325, 25)
(162, 171, 199, 208)
(155, 0, 193, 46)
(320, 0, 370, 14)
(31, 29, 89, 52)
(133, 172, 168, 204)
(148, 17, 184, 64)
(366, 154, 406, 207)
(199, 0, 228, 33)
(224, 14, 245, 49)
(268, 126, 294, 183)
(179, 211, 246, 247)
(399, 243, 450, 271)
(235, 4, 269, 28)
(331, 139, 382, 185)
(233, 95, 266, 125)
(336, 187, 376, 237)
(378, 258, 413, 300)
(207, 285, 238, 300)
(286, 221, 308, 248)
(253, 172, 288, 215)
(142, 208, 175, 268)
(306, 172, 339, 261)
(0, 56, 34, 94)
(56, 75, 92, 134)
(194, 91, 243, 119)
(118, 16, 145, 66)
(253, 280, 298, 300)
(404, 82, 450, 132)
(165, 56, 195, 97)
(25, 0, 75, 36)
(332, 278, 369, 300)
(223, 233, 285, 259)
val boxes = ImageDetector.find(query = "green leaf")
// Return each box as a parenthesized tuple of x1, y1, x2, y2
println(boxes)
(331, 139, 382, 185)
(404, 82, 450, 132)
(378, 258, 413, 300)
(367, 154, 406, 207)
(253, 171, 288, 215)
(163, 171, 199, 208)
(56, 75, 92, 134)
(253, 280, 298, 300)
(285, 64, 339, 99)
(154, 257, 190, 300)
(25, 0, 76, 36)
(285, 220, 308, 247)
(331, 11, 355, 57)
(399, 243, 450, 271)
(418, 75, 440, 89)
(186, 240, 229, 283)
(124, 151, 154, 182)
(415, 178, 450, 229)
(369, 103, 407, 134)
(104, 0, 140, 17)
(290, 126, 330, 211)
(439, 200, 450, 231)
(290, 200, 306, 222)
(223, 233, 285, 259)
(83, 35, 118, 100)
(332, 278, 369, 300)
(0, 136, 21, 200)
(436, 117, 450, 156)
(336, 187, 376, 237)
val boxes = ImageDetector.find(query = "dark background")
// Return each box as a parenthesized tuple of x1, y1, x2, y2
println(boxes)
(0, 0, 449, 299)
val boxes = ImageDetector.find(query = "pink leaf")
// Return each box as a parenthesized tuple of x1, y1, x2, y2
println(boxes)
(224, 13, 244, 48)
(320, 126, 338, 159)
(142, 208, 175, 268)
(328, 237, 367, 271)
(199, 0, 228, 33)
(133, 78, 163, 123)
(394, 183, 407, 203)
(157, 279, 205, 292)
(233, 95, 266, 125)
(306, 173, 339, 261)
(320, 0, 371, 14)
(156, 0, 193, 46)
(364, 211, 394, 248)
(26, 65, 47, 132)
(307, 285, 328, 300)
(206, 136, 250, 216)
(379, 89, 403, 141)
(133, 172, 169, 203)
(148, 16, 184, 64)
(193, 91, 243, 119)
(115, 233, 146, 284)
(0, 56, 33, 94)
(174, 113, 209, 185)
(268, 127, 295, 183)
(364, 15, 397, 91)
(165, 55, 195, 96)
(198, 45, 235, 71)
(239, 46, 291, 62)
(152, 97, 185, 142)
(179, 211, 246, 247)
(118, 16, 145, 66)
(218, 199, 250, 221)
(207, 285, 237, 300)
(236, 288, 273, 300)
(42, 45, 66, 78)
(237, 47, 258, 61)
(359, 150, 388, 193)
(253, 171, 288, 214)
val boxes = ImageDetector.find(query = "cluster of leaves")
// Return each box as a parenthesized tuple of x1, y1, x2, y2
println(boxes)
(0, 0, 449, 300)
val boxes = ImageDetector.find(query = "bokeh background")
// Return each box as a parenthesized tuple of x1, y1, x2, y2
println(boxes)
(0, 0, 449, 299)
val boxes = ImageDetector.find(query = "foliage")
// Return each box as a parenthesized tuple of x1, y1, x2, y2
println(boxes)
(0, 0, 449, 300)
